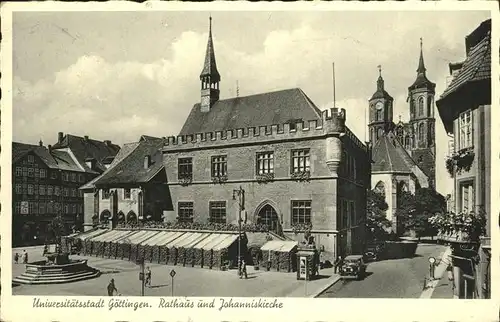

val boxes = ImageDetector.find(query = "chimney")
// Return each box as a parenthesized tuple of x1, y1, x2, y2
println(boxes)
(144, 155, 151, 169)
(104, 140, 111, 146)
(48, 144, 52, 151)
(39, 139, 43, 147)
(84, 135, 89, 141)
(58, 132, 64, 144)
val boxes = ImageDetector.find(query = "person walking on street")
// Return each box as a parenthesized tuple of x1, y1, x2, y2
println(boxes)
(14, 253, 19, 264)
(43, 245, 48, 256)
(107, 278, 118, 296)
(334, 256, 343, 274)
(22, 250, 28, 264)
(241, 259, 248, 279)
(145, 267, 152, 287)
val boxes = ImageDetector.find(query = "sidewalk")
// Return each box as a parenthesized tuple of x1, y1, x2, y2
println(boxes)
(419, 246, 451, 299)
(431, 273, 454, 299)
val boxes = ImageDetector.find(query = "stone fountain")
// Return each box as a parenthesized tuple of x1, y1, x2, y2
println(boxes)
(13, 243, 100, 285)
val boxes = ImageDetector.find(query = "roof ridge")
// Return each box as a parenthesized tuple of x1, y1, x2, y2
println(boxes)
(218, 87, 299, 102)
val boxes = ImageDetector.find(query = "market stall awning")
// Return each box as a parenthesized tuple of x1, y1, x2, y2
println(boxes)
(201, 234, 232, 251)
(212, 234, 239, 251)
(75, 229, 109, 241)
(261, 240, 298, 252)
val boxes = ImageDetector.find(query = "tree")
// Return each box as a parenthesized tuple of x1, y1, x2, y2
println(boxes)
(396, 188, 446, 239)
(47, 214, 65, 252)
(366, 189, 392, 241)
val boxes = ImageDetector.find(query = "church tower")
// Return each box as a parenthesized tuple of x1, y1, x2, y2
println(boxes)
(368, 66, 394, 146)
(200, 16, 221, 112)
(407, 38, 436, 187)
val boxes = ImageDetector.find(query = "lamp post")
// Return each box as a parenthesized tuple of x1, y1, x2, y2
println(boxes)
(232, 186, 245, 278)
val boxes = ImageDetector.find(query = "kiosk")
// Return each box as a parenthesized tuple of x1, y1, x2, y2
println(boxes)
(296, 244, 319, 281)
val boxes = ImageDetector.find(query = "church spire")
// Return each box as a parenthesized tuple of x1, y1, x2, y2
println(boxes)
(200, 16, 220, 83)
(417, 37, 426, 75)
(377, 65, 384, 90)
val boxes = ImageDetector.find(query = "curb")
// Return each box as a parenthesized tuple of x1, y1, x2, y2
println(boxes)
(310, 275, 341, 298)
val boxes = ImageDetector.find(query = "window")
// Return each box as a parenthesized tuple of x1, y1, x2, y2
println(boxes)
(349, 202, 356, 227)
(34, 184, 39, 195)
(102, 189, 110, 200)
(47, 202, 53, 214)
(15, 184, 21, 194)
(51, 172, 58, 179)
(29, 202, 37, 215)
(28, 168, 34, 177)
(22, 167, 28, 177)
(54, 186, 60, 196)
(291, 149, 310, 173)
(40, 169, 47, 178)
(64, 204, 69, 214)
(71, 188, 77, 197)
(71, 173, 76, 182)
(459, 110, 473, 150)
(35, 168, 39, 178)
(289, 122, 297, 131)
(178, 202, 194, 223)
(78, 174, 84, 182)
(72, 204, 77, 214)
(47, 185, 53, 196)
(211, 155, 227, 177)
(410, 100, 415, 118)
(178, 158, 193, 179)
(418, 97, 424, 116)
(256, 152, 274, 175)
(28, 155, 34, 163)
(376, 109, 383, 121)
(62, 172, 68, 181)
(15, 202, 21, 214)
(28, 184, 34, 195)
(291, 200, 312, 224)
(39, 203, 46, 215)
(15, 167, 22, 176)
(78, 190, 84, 198)
(418, 123, 425, 143)
(39, 185, 46, 195)
(209, 201, 226, 224)
(63, 188, 69, 197)
(461, 182, 475, 213)
(123, 188, 131, 200)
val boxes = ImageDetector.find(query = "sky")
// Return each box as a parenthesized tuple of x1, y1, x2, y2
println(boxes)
(12, 10, 491, 195)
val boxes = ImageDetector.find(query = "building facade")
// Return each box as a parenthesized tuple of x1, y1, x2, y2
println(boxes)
(12, 133, 119, 246)
(80, 136, 169, 230)
(368, 41, 436, 232)
(160, 18, 371, 261)
(436, 19, 491, 299)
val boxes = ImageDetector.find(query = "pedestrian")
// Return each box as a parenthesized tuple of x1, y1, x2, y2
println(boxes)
(334, 256, 343, 274)
(107, 278, 118, 296)
(43, 245, 48, 256)
(14, 252, 19, 264)
(241, 259, 248, 279)
(145, 266, 151, 287)
(22, 250, 28, 264)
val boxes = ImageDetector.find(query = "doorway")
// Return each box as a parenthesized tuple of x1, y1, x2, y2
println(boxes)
(257, 204, 280, 234)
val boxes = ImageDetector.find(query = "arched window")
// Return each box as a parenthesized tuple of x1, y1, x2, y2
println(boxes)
(418, 97, 424, 116)
(99, 210, 111, 224)
(376, 109, 383, 121)
(418, 123, 425, 144)
(404, 135, 410, 149)
(127, 211, 138, 224)
(378, 128, 383, 139)
(374, 181, 385, 195)
(427, 96, 432, 116)
(117, 211, 125, 224)
(410, 100, 415, 118)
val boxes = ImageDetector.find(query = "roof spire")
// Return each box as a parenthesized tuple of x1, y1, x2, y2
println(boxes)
(417, 37, 426, 74)
(200, 15, 220, 83)
(377, 65, 384, 90)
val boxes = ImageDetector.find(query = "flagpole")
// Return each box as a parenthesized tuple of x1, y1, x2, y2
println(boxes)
(332, 62, 336, 108)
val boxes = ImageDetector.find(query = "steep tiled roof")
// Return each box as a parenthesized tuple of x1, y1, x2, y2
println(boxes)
(13, 142, 84, 173)
(372, 134, 412, 173)
(92, 139, 166, 186)
(439, 31, 491, 100)
(179, 88, 322, 135)
(51, 134, 120, 173)
(140, 135, 164, 143)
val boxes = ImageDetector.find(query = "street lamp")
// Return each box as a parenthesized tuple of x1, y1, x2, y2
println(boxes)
(232, 186, 245, 278)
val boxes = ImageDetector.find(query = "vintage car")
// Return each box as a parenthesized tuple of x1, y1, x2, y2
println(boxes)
(340, 255, 367, 280)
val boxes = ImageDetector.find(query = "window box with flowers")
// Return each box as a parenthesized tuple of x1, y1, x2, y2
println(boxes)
(256, 172, 275, 183)
(291, 171, 311, 182)
(178, 174, 193, 186)
(291, 222, 312, 240)
(445, 147, 475, 177)
(428, 210, 486, 243)
(211, 175, 228, 184)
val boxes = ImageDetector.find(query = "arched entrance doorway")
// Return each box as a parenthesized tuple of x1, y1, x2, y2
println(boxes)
(257, 204, 280, 234)
(127, 211, 138, 224)
(100, 210, 111, 225)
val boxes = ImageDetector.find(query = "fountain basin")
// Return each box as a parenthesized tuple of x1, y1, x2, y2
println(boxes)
(13, 259, 100, 285)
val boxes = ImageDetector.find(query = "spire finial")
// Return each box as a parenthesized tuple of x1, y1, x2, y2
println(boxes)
(417, 37, 426, 74)
(378, 65, 382, 77)
(399, 115, 402, 122)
